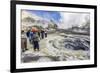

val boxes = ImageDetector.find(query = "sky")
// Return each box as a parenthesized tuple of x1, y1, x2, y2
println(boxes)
(59, 12, 90, 29)
(26, 10, 61, 24)
(23, 10, 90, 29)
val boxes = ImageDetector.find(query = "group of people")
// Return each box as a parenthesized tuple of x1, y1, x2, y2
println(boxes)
(21, 29, 48, 52)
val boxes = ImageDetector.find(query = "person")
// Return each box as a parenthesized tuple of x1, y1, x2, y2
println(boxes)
(38, 30, 41, 38)
(41, 29, 45, 39)
(21, 31, 28, 52)
(29, 31, 33, 44)
(26, 30, 30, 38)
(44, 29, 47, 38)
(32, 32, 40, 51)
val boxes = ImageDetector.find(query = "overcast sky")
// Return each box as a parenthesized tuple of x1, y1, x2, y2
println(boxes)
(58, 12, 90, 29)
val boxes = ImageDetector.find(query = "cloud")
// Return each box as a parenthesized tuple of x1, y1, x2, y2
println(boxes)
(58, 12, 90, 29)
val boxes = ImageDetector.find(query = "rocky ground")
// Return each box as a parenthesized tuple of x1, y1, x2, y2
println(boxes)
(21, 31, 90, 63)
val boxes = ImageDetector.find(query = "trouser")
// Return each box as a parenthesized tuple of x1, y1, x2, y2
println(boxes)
(45, 33, 47, 37)
(29, 37, 32, 44)
(21, 38, 27, 52)
(33, 41, 39, 51)
(41, 34, 44, 39)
